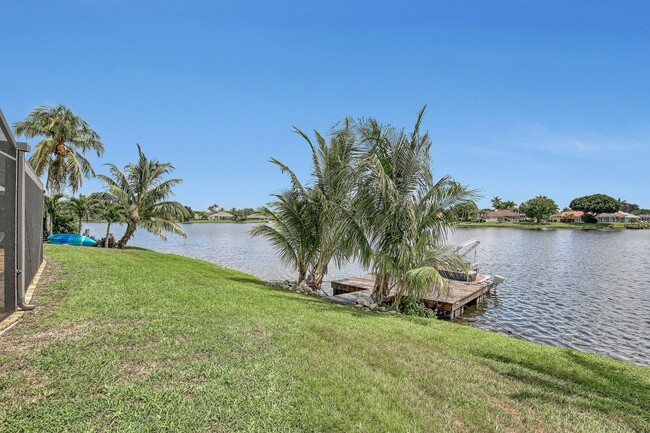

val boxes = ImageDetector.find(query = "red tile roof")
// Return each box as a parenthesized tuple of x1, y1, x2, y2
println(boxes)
(551, 210, 584, 217)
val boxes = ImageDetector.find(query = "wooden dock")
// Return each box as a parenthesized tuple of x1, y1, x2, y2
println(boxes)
(331, 274, 494, 318)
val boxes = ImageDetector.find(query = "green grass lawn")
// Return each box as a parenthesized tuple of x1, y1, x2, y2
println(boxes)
(456, 221, 626, 230)
(1, 245, 648, 432)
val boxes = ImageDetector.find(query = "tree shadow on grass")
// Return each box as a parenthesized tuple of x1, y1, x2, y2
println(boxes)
(221, 275, 341, 308)
(123, 246, 152, 251)
(223, 275, 268, 287)
(221, 274, 440, 324)
(472, 348, 650, 430)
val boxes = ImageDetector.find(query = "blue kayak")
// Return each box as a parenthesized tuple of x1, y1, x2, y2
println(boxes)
(47, 234, 97, 247)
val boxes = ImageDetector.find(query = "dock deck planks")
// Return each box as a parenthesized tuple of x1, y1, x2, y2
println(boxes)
(331, 273, 493, 317)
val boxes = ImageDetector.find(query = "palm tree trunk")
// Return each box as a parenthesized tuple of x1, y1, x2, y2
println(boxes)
(105, 221, 112, 248)
(297, 264, 306, 284)
(47, 190, 55, 236)
(46, 212, 53, 236)
(393, 282, 409, 307)
(309, 257, 329, 290)
(78, 216, 83, 234)
(117, 222, 137, 249)
(57, 140, 66, 182)
(372, 271, 389, 304)
(54, 152, 65, 195)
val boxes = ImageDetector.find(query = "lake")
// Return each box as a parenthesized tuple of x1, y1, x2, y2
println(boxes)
(83, 222, 650, 366)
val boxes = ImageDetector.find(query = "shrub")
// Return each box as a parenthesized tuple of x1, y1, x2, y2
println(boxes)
(49, 210, 77, 235)
(399, 295, 435, 318)
(582, 213, 598, 224)
(97, 235, 116, 248)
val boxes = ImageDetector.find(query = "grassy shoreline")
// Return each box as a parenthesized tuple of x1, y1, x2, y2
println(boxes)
(0, 245, 647, 432)
(456, 221, 627, 230)
(184, 219, 268, 224)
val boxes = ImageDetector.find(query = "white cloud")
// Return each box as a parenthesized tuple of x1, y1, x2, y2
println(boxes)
(492, 123, 644, 159)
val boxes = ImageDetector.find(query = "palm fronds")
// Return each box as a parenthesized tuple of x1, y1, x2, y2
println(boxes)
(96, 145, 190, 248)
(14, 104, 103, 194)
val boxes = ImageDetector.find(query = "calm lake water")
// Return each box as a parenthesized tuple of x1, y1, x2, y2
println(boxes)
(83, 222, 650, 366)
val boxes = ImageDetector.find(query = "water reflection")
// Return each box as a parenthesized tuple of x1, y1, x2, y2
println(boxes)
(82, 222, 650, 366)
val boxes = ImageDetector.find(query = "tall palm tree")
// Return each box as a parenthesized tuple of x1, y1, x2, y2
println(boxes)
(491, 196, 502, 210)
(286, 121, 362, 289)
(67, 194, 97, 234)
(355, 106, 475, 304)
(96, 145, 189, 248)
(13, 104, 104, 194)
(43, 193, 66, 236)
(250, 187, 317, 283)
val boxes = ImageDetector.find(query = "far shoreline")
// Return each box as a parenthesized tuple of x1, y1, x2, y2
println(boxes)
(183, 219, 268, 224)
(455, 221, 630, 230)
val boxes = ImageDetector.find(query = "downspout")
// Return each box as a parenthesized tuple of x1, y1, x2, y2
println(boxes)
(16, 142, 34, 311)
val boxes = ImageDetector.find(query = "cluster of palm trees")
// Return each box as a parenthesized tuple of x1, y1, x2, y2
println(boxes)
(14, 104, 189, 248)
(490, 196, 517, 211)
(43, 193, 124, 247)
(252, 107, 475, 304)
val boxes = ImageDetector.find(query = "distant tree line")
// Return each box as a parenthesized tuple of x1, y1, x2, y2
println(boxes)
(452, 193, 648, 224)
(193, 206, 263, 222)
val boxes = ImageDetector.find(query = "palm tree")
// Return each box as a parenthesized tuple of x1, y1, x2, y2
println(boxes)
(286, 121, 361, 289)
(355, 106, 475, 304)
(93, 199, 125, 248)
(250, 187, 317, 283)
(13, 104, 104, 194)
(43, 193, 66, 236)
(491, 196, 502, 210)
(67, 194, 97, 234)
(207, 203, 222, 213)
(96, 145, 189, 248)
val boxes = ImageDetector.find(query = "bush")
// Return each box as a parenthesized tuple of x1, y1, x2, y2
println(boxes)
(582, 213, 598, 224)
(49, 210, 77, 235)
(97, 235, 116, 248)
(399, 295, 436, 318)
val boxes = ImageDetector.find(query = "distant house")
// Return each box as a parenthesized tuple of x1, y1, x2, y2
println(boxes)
(485, 210, 523, 222)
(208, 211, 234, 221)
(549, 210, 584, 223)
(246, 213, 268, 221)
(595, 213, 617, 223)
(595, 212, 638, 223)
(636, 214, 650, 222)
(619, 212, 641, 223)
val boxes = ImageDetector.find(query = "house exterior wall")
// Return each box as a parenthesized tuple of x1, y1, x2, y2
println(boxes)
(486, 215, 521, 222)
(596, 214, 624, 223)
(0, 109, 44, 316)
(208, 214, 234, 220)
(0, 142, 16, 313)
(549, 212, 584, 223)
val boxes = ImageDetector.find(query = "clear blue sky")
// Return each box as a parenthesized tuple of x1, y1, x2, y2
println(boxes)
(2, 1, 649, 210)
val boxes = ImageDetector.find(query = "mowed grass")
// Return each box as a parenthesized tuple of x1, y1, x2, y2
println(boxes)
(0, 246, 648, 432)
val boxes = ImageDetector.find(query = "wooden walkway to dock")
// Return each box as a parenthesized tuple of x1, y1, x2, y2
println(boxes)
(331, 274, 493, 318)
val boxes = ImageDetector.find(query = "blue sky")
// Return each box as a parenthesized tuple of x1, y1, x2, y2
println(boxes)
(2, 1, 649, 210)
